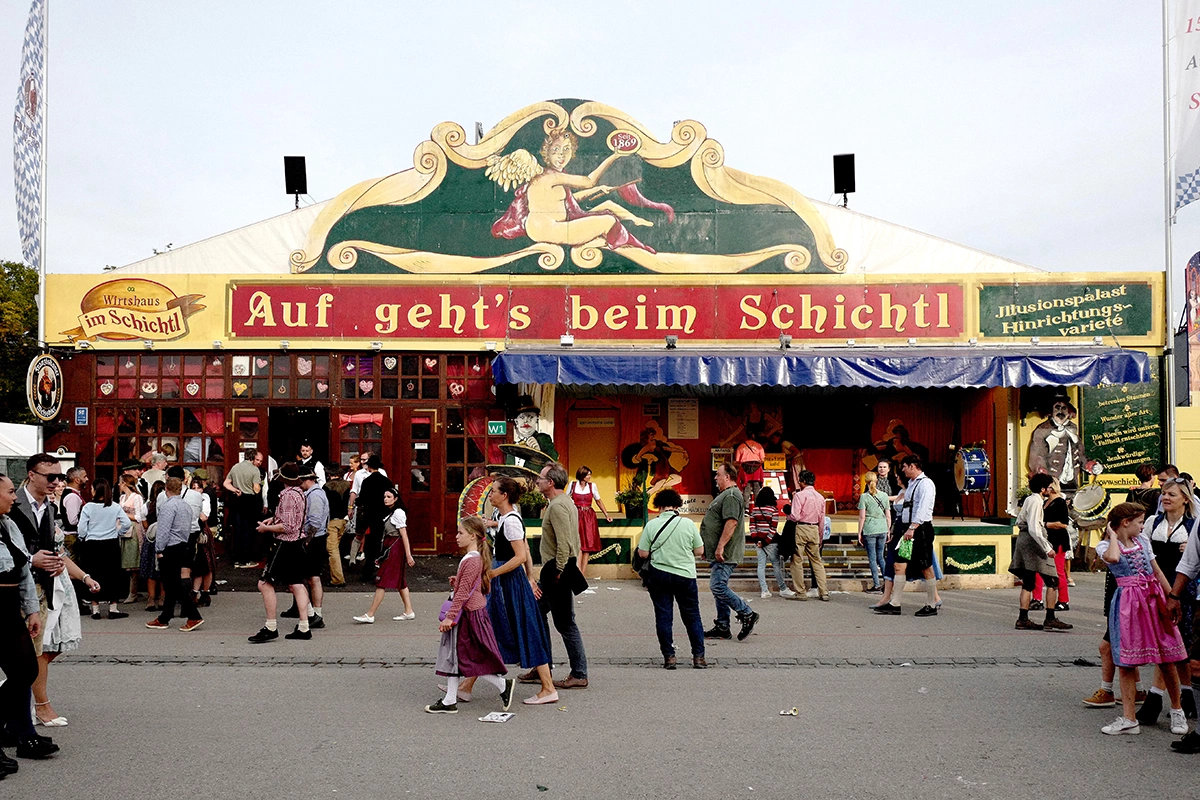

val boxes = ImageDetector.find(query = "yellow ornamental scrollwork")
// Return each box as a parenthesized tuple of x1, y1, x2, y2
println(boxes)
(291, 99, 847, 275)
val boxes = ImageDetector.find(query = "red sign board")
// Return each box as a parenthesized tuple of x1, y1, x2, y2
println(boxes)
(229, 282, 964, 343)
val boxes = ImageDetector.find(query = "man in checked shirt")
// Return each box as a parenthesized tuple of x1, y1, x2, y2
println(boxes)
(248, 463, 313, 643)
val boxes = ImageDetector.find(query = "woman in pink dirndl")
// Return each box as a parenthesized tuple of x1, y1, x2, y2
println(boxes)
(1096, 501, 1188, 737)
(569, 466, 612, 578)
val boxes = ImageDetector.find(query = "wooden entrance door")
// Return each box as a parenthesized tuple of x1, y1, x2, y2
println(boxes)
(395, 407, 444, 553)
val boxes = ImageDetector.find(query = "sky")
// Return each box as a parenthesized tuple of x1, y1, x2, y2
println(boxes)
(1, 1, 1196, 317)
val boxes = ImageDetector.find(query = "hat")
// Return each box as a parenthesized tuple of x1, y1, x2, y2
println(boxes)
(296, 464, 317, 481)
(120, 459, 143, 473)
(191, 468, 208, 480)
(278, 462, 302, 484)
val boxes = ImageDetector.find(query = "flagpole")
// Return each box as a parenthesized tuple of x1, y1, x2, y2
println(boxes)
(1164, 0, 1178, 462)
(36, 0, 47, 347)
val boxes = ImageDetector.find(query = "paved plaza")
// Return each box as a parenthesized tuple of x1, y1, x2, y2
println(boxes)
(9, 574, 1196, 799)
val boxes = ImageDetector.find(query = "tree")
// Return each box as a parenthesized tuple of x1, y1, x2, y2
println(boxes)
(0, 260, 40, 424)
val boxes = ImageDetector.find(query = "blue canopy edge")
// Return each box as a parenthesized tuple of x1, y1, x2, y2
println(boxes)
(491, 348, 1150, 389)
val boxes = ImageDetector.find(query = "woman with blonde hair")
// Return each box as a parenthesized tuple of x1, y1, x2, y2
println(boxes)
(858, 472, 891, 593)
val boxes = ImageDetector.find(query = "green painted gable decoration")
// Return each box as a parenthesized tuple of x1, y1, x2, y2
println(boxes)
(291, 99, 846, 275)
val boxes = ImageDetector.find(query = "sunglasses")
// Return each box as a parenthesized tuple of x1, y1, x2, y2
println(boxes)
(34, 472, 66, 482)
(1162, 477, 1189, 486)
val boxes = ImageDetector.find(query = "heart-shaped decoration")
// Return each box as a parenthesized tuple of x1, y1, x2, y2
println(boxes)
(316, 381, 329, 394)
(100, 381, 114, 396)
(405, 381, 416, 392)
(185, 382, 200, 396)
(384, 356, 398, 370)
(449, 382, 465, 398)
(140, 381, 158, 395)
(124, 359, 134, 370)
(424, 357, 437, 371)
(255, 358, 269, 370)
(358, 379, 374, 394)
(296, 357, 312, 376)
(233, 381, 248, 396)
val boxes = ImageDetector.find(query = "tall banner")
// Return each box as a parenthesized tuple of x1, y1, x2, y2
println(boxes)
(12, 0, 45, 273)
(1188, 250, 1200, 390)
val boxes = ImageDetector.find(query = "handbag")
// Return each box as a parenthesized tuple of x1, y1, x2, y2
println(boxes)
(560, 557, 590, 595)
(633, 513, 682, 579)
(895, 536, 914, 560)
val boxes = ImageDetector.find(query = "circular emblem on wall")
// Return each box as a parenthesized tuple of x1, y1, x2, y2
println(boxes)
(27, 353, 63, 422)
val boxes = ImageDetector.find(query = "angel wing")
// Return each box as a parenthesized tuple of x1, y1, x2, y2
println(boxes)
(485, 149, 543, 192)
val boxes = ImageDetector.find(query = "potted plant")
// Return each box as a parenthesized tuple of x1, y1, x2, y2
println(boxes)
(614, 479, 646, 518)
(519, 487, 547, 520)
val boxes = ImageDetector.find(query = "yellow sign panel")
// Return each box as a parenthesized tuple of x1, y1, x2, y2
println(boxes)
(763, 454, 787, 471)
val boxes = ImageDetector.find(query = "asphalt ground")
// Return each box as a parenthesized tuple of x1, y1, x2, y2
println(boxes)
(9, 574, 1196, 799)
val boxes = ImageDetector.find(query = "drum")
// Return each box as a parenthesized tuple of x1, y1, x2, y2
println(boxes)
(1069, 483, 1111, 530)
(954, 447, 991, 493)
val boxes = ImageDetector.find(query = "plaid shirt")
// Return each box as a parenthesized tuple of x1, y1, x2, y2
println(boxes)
(272, 486, 306, 542)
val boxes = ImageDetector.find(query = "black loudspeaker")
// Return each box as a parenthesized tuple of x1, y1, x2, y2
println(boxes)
(284, 156, 307, 195)
(495, 383, 519, 414)
(1174, 330, 1191, 407)
(833, 153, 855, 195)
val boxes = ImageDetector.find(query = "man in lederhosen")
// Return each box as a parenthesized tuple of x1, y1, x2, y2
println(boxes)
(873, 455, 939, 618)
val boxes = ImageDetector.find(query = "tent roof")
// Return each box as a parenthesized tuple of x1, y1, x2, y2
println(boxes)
(107, 197, 1044, 277)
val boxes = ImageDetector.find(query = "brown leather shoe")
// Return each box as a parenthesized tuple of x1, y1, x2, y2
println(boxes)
(517, 669, 540, 684)
(553, 675, 588, 690)
(692, 656, 708, 669)
(663, 655, 677, 670)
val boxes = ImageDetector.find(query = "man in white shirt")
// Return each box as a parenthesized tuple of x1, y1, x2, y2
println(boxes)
(297, 442, 326, 487)
(872, 454, 938, 617)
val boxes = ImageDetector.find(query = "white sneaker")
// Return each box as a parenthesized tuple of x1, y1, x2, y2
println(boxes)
(779, 588, 797, 598)
(760, 591, 772, 599)
(392, 612, 416, 621)
(352, 614, 375, 624)
(581, 589, 596, 594)
(1171, 708, 1189, 735)
(1101, 716, 1140, 735)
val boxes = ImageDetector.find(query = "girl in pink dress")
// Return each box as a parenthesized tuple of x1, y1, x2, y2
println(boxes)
(1096, 501, 1188, 736)
(425, 517, 514, 714)
(568, 466, 612, 577)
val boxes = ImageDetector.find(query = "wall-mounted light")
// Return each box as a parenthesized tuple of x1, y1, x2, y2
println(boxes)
(1093, 336, 1104, 345)
(484, 341, 498, 352)
(779, 334, 792, 350)
(560, 334, 575, 347)
(846, 339, 855, 347)
(371, 341, 383, 352)
(906, 338, 917, 346)
(1030, 336, 1040, 345)
(76, 340, 91, 350)
(143, 340, 154, 350)
(967, 337, 978, 346)
(280, 340, 290, 351)
(665, 335, 678, 350)
(212, 340, 223, 350)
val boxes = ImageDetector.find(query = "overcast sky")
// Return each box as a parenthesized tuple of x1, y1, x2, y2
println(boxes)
(1, 1, 1196, 314)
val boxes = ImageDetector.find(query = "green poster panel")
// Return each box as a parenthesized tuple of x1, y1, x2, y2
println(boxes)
(977, 282, 1153, 339)
(1081, 358, 1162, 474)
(942, 545, 998, 575)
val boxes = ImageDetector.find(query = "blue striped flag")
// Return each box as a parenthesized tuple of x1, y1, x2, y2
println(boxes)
(12, 0, 45, 273)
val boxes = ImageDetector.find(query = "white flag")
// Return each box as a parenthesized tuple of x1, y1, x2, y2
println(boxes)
(12, 0, 45, 273)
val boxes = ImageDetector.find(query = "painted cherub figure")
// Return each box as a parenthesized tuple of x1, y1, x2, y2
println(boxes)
(488, 129, 674, 253)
